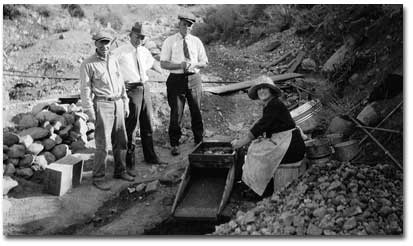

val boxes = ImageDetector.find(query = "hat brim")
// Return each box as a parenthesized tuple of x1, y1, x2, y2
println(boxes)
(130, 26, 147, 36)
(248, 83, 281, 100)
(130, 31, 146, 37)
(94, 37, 112, 42)
(179, 17, 195, 24)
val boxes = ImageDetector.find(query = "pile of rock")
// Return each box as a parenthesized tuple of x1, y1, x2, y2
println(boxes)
(214, 160, 403, 235)
(3, 101, 95, 183)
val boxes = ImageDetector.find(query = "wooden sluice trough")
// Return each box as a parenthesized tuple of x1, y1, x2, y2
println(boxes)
(171, 141, 237, 220)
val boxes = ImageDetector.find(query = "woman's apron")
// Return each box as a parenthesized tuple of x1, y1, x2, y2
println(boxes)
(242, 128, 294, 196)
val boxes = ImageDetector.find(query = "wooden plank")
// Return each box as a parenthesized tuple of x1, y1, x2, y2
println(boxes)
(173, 173, 226, 219)
(203, 73, 303, 94)
(287, 51, 306, 73)
(218, 164, 235, 215)
(171, 165, 191, 214)
(266, 51, 292, 68)
(264, 40, 281, 52)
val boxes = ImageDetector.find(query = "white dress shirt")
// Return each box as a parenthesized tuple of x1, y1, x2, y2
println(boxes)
(160, 33, 208, 74)
(113, 43, 155, 83)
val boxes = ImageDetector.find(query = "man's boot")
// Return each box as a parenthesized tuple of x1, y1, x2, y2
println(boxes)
(126, 145, 137, 177)
(113, 149, 134, 180)
(93, 179, 111, 191)
(142, 133, 167, 164)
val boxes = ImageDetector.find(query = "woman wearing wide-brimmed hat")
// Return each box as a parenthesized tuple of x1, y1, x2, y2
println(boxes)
(231, 76, 305, 196)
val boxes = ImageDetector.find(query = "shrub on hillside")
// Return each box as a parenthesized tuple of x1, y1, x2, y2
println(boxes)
(35, 5, 51, 18)
(62, 4, 85, 18)
(94, 11, 123, 31)
(3, 4, 23, 20)
(195, 5, 247, 42)
(191, 22, 217, 44)
(193, 5, 296, 45)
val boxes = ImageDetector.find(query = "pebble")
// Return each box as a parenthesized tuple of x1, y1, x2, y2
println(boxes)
(343, 217, 357, 230)
(343, 206, 362, 217)
(378, 206, 392, 217)
(20, 135, 34, 148)
(365, 221, 379, 234)
(8, 144, 26, 158)
(3, 132, 19, 146)
(319, 214, 334, 229)
(327, 180, 342, 191)
(323, 229, 337, 236)
(4, 163, 16, 176)
(145, 180, 159, 193)
(313, 207, 327, 218)
(244, 211, 256, 224)
(306, 223, 323, 235)
(279, 211, 294, 226)
(27, 142, 44, 155)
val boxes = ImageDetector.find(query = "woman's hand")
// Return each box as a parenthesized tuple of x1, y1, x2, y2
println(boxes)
(124, 101, 130, 118)
(231, 139, 243, 149)
(232, 137, 248, 149)
(232, 132, 255, 149)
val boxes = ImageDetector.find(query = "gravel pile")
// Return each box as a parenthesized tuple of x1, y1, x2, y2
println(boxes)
(213, 160, 403, 236)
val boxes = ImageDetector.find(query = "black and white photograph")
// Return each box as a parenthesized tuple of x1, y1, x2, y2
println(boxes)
(1, 2, 408, 239)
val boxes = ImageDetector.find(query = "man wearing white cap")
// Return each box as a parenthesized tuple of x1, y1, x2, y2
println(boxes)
(80, 31, 134, 191)
(160, 13, 209, 156)
(113, 22, 167, 176)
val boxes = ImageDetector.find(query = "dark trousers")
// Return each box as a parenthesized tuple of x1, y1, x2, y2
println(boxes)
(166, 73, 203, 147)
(125, 84, 158, 167)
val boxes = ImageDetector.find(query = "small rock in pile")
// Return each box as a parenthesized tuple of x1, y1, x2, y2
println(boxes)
(3, 101, 95, 182)
(213, 160, 403, 236)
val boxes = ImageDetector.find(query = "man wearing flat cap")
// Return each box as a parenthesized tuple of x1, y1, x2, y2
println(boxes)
(80, 30, 134, 191)
(113, 22, 166, 175)
(160, 13, 209, 156)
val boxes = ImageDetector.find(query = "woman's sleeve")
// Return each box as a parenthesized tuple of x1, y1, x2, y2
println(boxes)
(250, 101, 279, 138)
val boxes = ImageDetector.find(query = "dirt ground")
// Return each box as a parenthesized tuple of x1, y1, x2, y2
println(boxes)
(2, 78, 266, 236)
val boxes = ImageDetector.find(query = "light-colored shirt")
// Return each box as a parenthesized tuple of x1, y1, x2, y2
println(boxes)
(80, 52, 128, 112)
(112, 43, 155, 83)
(160, 32, 208, 74)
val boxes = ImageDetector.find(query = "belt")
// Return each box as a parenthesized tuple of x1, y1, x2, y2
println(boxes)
(170, 72, 196, 76)
(127, 82, 144, 86)
(126, 82, 144, 90)
(95, 96, 122, 101)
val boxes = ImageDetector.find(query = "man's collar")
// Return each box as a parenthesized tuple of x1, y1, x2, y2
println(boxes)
(178, 32, 191, 39)
(95, 50, 111, 61)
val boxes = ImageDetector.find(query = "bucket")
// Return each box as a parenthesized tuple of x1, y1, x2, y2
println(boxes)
(326, 115, 354, 138)
(325, 133, 344, 146)
(291, 100, 322, 133)
(334, 140, 359, 161)
(273, 160, 307, 193)
(305, 138, 331, 159)
(309, 155, 331, 166)
(357, 103, 379, 126)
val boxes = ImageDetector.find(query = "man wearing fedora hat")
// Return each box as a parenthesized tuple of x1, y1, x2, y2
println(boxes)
(80, 30, 134, 191)
(113, 22, 166, 176)
(160, 13, 209, 156)
(231, 76, 305, 197)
